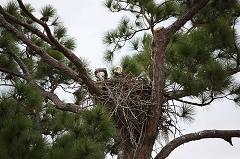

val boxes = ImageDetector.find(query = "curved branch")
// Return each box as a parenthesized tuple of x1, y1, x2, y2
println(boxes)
(35, 85, 85, 113)
(174, 96, 214, 107)
(155, 130, 240, 159)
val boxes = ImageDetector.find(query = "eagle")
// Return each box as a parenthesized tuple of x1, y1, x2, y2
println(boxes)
(94, 68, 108, 81)
(112, 66, 122, 77)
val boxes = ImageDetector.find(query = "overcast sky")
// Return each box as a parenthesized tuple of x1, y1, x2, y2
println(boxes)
(1, 0, 240, 158)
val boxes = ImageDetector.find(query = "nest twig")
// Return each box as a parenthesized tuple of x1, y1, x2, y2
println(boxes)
(95, 74, 181, 153)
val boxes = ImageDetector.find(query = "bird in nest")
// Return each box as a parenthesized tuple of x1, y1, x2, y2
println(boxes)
(94, 68, 108, 81)
(112, 66, 123, 77)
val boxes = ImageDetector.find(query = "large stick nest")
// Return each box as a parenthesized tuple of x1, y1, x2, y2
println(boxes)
(95, 74, 171, 148)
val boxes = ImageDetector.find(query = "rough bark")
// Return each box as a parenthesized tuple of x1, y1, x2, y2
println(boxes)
(117, 27, 169, 159)
(120, 0, 212, 158)
(154, 130, 240, 159)
(134, 28, 169, 159)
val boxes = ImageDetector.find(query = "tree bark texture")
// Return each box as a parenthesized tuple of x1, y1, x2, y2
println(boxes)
(120, 28, 170, 159)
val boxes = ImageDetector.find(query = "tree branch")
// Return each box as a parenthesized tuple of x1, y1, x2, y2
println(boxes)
(8, 50, 85, 113)
(164, 90, 190, 101)
(35, 85, 85, 113)
(16, 0, 100, 95)
(0, 5, 54, 45)
(174, 97, 214, 107)
(0, 15, 82, 86)
(166, 0, 209, 34)
(8, 50, 32, 78)
(0, 66, 25, 79)
(155, 130, 240, 159)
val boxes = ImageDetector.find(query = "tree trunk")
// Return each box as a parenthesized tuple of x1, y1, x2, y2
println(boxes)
(119, 28, 170, 159)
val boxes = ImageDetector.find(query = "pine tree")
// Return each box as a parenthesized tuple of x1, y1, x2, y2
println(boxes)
(0, 0, 239, 159)
(0, 1, 115, 159)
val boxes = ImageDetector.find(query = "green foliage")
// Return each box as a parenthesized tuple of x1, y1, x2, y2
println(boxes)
(0, 96, 47, 159)
(40, 5, 56, 18)
(207, 17, 235, 49)
(0, 90, 116, 159)
(0, 54, 17, 72)
(46, 48, 65, 61)
(104, 50, 114, 62)
(197, 60, 230, 91)
(14, 82, 43, 110)
(103, 17, 132, 48)
(0, 30, 17, 48)
(114, 0, 238, 99)
(23, 4, 35, 14)
(121, 34, 152, 76)
(166, 34, 230, 95)
(5, 1, 19, 16)
(74, 87, 88, 104)
(54, 25, 67, 40)
(35, 60, 53, 79)
(49, 105, 116, 159)
(154, 0, 180, 21)
(0, 1, 117, 159)
(0, 0, 239, 158)
(62, 37, 77, 50)
(121, 55, 143, 76)
(177, 104, 195, 123)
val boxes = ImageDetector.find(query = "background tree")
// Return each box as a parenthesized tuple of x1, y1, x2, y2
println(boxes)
(0, 0, 239, 159)
(0, 1, 115, 159)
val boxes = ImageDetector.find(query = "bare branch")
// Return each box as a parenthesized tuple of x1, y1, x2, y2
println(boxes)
(175, 97, 214, 107)
(155, 130, 240, 159)
(35, 85, 84, 113)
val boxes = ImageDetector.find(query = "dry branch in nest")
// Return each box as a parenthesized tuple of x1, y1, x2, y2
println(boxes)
(95, 74, 178, 151)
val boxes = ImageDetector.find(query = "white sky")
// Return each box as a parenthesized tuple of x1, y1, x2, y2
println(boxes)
(1, 0, 240, 158)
